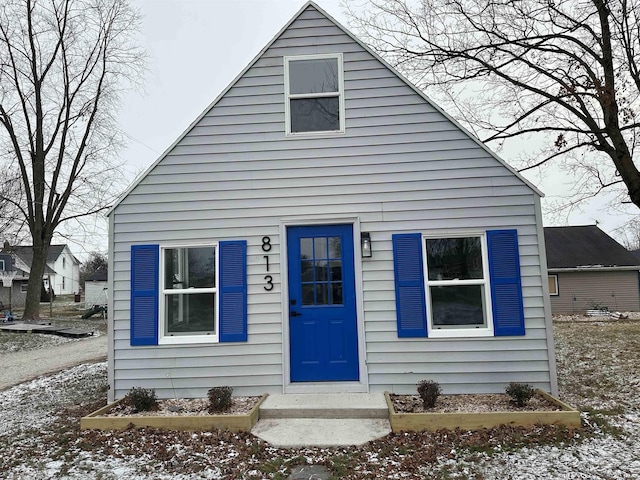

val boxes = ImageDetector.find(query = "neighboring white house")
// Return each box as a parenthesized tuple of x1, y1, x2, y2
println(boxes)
(0, 244, 81, 307)
(45, 245, 81, 295)
(106, 2, 557, 402)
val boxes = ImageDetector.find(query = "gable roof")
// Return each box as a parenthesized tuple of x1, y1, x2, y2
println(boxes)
(544, 226, 640, 270)
(5, 245, 76, 274)
(108, 1, 543, 216)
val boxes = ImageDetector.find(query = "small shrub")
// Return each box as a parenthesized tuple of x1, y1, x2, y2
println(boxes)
(208, 386, 233, 413)
(505, 382, 535, 407)
(124, 387, 158, 412)
(417, 380, 441, 409)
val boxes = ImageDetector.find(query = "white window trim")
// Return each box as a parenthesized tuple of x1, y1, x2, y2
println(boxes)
(284, 53, 345, 136)
(423, 233, 494, 338)
(158, 243, 220, 345)
(549, 274, 559, 296)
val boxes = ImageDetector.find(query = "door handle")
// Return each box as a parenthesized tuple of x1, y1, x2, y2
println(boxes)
(290, 311, 301, 317)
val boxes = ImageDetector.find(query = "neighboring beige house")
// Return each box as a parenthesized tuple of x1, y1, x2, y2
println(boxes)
(545, 226, 640, 314)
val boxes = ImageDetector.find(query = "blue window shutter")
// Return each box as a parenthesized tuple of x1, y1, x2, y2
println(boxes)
(392, 233, 427, 337)
(219, 240, 248, 342)
(130, 245, 159, 346)
(487, 229, 525, 336)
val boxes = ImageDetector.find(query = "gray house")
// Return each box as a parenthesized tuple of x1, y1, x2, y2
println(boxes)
(0, 244, 80, 308)
(545, 225, 640, 314)
(106, 2, 557, 402)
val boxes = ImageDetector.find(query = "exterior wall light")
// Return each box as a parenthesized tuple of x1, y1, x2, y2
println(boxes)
(361, 232, 372, 258)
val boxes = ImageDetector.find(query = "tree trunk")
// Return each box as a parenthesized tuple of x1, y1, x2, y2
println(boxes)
(21, 237, 49, 321)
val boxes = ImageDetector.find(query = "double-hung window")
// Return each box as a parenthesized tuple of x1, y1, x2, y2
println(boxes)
(393, 229, 525, 339)
(160, 245, 217, 343)
(284, 54, 344, 135)
(424, 235, 493, 337)
(130, 241, 247, 346)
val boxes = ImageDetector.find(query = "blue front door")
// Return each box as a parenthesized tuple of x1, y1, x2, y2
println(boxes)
(288, 224, 359, 382)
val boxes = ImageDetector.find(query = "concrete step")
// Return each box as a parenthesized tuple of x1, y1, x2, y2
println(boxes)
(258, 393, 389, 419)
(251, 418, 391, 448)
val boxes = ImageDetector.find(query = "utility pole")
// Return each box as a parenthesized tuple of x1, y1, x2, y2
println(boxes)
(48, 274, 52, 319)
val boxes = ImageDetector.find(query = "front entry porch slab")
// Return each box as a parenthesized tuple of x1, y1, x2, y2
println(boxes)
(251, 393, 391, 447)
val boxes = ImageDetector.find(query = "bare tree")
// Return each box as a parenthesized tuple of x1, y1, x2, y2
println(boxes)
(344, 0, 640, 213)
(0, 168, 29, 246)
(616, 217, 640, 250)
(80, 251, 108, 290)
(0, 0, 144, 319)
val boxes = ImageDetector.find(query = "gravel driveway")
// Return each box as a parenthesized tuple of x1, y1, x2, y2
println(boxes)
(0, 334, 107, 391)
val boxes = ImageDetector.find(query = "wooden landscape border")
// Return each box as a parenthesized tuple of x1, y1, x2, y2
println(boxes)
(384, 390, 581, 432)
(81, 394, 268, 432)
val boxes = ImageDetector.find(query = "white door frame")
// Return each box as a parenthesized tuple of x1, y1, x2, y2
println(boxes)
(279, 215, 368, 394)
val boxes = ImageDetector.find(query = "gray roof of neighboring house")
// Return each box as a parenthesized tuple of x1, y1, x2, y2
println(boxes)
(86, 268, 108, 282)
(4, 245, 73, 274)
(544, 225, 640, 269)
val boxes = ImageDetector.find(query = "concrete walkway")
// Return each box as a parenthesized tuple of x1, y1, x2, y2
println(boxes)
(252, 393, 392, 448)
(0, 335, 107, 391)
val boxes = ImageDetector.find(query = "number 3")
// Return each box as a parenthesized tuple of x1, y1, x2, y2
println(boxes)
(264, 275, 273, 291)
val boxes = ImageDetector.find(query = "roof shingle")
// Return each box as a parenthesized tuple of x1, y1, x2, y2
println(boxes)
(544, 225, 640, 269)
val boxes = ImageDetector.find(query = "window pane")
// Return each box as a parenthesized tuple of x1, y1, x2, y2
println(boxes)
(289, 58, 338, 94)
(165, 293, 215, 335)
(431, 285, 486, 327)
(328, 237, 341, 258)
(330, 282, 343, 305)
(315, 283, 329, 305)
(548, 275, 558, 295)
(164, 247, 215, 289)
(302, 284, 314, 305)
(315, 260, 328, 281)
(329, 260, 342, 281)
(290, 97, 339, 133)
(314, 237, 327, 258)
(301, 260, 314, 282)
(426, 237, 483, 281)
(300, 238, 313, 259)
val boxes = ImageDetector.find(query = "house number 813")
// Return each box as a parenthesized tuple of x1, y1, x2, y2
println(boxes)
(262, 236, 273, 291)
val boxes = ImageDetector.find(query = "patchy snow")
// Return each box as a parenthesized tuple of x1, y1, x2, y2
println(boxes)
(0, 319, 639, 478)
(479, 414, 640, 479)
(0, 363, 106, 436)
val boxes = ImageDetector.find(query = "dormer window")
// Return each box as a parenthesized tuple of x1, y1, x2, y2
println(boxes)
(284, 54, 344, 135)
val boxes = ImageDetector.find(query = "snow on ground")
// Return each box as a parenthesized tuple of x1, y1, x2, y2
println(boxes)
(0, 318, 638, 478)
(479, 413, 640, 479)
(0, 363, 106, 436)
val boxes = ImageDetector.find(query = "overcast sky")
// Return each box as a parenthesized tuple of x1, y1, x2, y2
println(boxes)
(76, 0, 635, 257)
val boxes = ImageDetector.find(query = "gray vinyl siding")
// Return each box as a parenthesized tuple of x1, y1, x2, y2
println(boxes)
(109, 6, 553, 399)
(550, 270, 640, 314)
